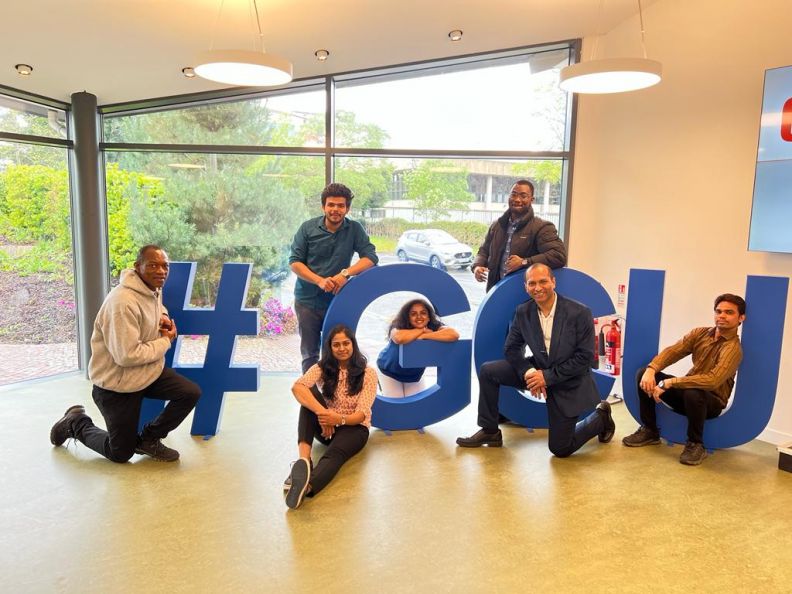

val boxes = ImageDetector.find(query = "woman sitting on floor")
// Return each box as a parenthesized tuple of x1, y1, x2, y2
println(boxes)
(285, 324, 378, 510)
(377, 298, 459, 398)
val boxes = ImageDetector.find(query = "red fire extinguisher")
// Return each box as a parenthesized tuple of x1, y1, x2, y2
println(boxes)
(593, 318, 600, 369)
(603, 319, 621, 375)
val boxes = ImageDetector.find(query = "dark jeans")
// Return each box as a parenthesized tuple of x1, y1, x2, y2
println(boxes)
(297, 392, 369, 494)
(477, 359, 605, 458)
(71, 367, 201, 463)
(294, 302, 327, 373)
(636, 367, 724, 444)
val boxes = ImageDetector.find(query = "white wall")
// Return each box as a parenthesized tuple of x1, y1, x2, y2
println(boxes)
(569, 0, 792, 444)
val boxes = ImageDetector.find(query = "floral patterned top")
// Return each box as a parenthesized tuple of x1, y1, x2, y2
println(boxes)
(295, 364, 379, 428)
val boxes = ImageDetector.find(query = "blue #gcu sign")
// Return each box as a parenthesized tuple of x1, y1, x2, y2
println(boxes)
(326, 264, 787, 449)
(148, 262, 787, 449)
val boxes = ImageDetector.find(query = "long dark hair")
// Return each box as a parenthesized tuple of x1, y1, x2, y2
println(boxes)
(388, 298, 443, 335)
(318, 324, 368, 399)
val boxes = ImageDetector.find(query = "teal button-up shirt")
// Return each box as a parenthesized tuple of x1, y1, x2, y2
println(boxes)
(288, 215, 378, 310)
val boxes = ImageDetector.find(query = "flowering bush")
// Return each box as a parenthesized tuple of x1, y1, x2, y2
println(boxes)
(260, 297, 297, 336)
(56, 298, 75, 310)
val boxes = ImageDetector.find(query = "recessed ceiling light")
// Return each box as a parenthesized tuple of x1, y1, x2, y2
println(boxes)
(448, 30, 463, 42)
(182, 67, 196, 78)
(314, 49, 330, 62)
(15, 64, 33, 76)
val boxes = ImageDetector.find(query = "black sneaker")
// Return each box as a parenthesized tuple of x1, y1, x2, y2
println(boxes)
(50, 405, 86, 446)
(283, 459, 313, 492)
(596, 401, 616, 443)
(456, 428, 503, 448)
(679, 441, 707, 465)
(622, 426, 661, 447)
(285, 458, 311, 509)
(135, 439, 180, 462)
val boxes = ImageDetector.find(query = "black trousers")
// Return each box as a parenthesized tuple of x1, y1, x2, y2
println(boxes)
(297, 392, 369, 494)
(71, 367, 201, 463)
(294, 302, 327, 373)
(477, 359, 605, 458)
(636, 367, 724, 444)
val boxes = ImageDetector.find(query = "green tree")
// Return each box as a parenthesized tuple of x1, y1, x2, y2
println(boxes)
(103, 99, 276, 146)
(403, 160, 474, 220)
(256, 110, 394, 213)
(104, 99, 395, 304)
(0, 107, 68, 169)
(105, 163, 171, 274)
(511, 160, 562, 205)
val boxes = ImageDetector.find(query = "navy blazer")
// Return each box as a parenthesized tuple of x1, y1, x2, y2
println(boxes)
(504, 293, 600, 418)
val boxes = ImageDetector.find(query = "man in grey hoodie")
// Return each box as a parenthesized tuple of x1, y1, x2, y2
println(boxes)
(50, 245, 201, 462)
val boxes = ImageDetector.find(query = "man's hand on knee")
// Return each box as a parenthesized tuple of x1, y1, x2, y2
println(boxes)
(640, 368, 657, 393)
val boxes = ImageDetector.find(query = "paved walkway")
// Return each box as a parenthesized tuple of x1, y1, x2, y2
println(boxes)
(0, 336, 305, 387)
(0, 343, 80, 386)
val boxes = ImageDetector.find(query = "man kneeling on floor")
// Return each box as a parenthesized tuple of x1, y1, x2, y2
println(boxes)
(50, 244, 201, 463)
(623, 293, 745, 466)
(457, 264, 615, 456)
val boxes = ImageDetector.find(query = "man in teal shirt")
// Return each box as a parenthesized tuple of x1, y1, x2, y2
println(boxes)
(289, 183, 378, 372)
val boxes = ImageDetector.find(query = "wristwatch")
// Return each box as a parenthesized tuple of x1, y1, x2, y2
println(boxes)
(522, 258, 529, 267)
(658, 380, 666, 389)
(340, 269, 350, 279)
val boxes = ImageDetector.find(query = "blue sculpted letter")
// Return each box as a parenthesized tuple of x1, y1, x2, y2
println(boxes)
(473, 268, 615, 428)
(323, 263, 471, 430)
(622, 269, 788, 449)
(138, 262, 260, 436)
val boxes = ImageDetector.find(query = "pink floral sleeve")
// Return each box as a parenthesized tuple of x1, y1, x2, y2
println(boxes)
(295, 364, 322, 389)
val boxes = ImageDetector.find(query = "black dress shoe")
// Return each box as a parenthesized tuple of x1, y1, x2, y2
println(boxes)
(596, 401, 615, 443)
(456, 428, 503, 448)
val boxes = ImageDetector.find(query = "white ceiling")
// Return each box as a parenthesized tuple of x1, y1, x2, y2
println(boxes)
(0, 0, 655, 106)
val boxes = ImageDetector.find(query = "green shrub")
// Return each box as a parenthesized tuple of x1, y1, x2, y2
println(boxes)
(0, 165, 70, 250)
(0, 243, 72, 279)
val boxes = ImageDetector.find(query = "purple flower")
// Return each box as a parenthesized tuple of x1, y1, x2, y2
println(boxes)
(259, 297, 296, 336)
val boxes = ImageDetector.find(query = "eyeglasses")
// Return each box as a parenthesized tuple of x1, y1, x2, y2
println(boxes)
(510, 191, 533, 200)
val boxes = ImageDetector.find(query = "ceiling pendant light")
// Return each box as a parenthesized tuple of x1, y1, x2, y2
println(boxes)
(194, 0, 293, 87)
(560, 0, 661, 94)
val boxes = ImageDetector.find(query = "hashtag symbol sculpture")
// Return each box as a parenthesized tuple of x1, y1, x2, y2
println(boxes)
(138, 262, 260, 436)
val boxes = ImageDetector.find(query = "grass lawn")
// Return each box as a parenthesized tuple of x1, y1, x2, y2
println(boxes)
(370, 236, 396, 254)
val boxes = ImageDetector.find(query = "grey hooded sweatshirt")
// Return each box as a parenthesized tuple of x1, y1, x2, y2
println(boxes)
(88, 269, 172, 393)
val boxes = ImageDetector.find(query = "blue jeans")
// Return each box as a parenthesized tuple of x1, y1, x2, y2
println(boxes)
(294, 302, 327, 373)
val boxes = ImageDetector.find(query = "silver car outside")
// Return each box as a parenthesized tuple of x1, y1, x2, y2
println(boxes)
(395, 229, 474, 270)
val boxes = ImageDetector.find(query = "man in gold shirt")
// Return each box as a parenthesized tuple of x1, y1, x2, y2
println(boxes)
(622, 293, 745, 465)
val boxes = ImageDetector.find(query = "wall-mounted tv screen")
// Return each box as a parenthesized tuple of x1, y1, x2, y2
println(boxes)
(748, 65, 792, 253)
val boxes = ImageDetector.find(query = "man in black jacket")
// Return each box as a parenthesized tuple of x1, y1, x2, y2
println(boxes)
(457, 264, 614, 456)
(472, 180, 566, 291)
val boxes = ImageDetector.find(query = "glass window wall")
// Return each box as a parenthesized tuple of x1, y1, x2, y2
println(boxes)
(100, 43, 575, 374)
(0, 135, 77, 385)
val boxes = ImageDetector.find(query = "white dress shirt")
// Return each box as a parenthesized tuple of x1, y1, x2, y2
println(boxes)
(537, 293, 557, 355)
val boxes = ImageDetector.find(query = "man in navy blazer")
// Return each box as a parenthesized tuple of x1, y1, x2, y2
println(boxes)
(457, 264, 615, 456)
